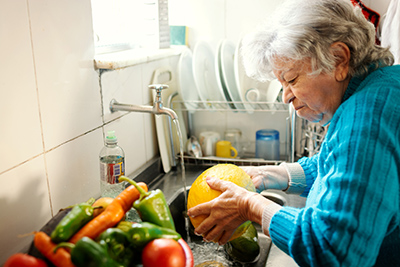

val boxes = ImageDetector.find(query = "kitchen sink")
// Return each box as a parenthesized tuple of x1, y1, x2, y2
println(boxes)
(142, 159, 305, 267)
(165, 184, 306, 267)
(167, 186, 272, 266)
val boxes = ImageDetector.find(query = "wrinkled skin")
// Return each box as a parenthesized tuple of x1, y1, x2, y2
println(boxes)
(240, 165, 289, 192)
(275, 42, 350, 126)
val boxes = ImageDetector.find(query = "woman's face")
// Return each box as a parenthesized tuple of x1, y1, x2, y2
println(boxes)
(273, 58, 348, 126)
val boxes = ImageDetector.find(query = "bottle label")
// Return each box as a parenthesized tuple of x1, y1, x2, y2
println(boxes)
(100, 161, 125, 184)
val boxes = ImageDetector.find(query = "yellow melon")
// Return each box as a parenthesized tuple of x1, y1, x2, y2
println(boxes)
(187, 164, 256, 242)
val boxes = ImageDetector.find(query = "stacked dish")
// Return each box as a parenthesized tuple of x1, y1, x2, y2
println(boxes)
(177, 39, 283, 113)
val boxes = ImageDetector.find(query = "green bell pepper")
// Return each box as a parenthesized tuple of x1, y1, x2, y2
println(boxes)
(97, 228, 137, 266)
(50, 198, 100, 243)
(127, 222, 181, 248)
(54, 237, 123, 267)
(119, 176, 176, 230)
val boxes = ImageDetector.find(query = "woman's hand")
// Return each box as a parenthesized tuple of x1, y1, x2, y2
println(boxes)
(241, 165, 289, 192)
(187, 176, 271, 245)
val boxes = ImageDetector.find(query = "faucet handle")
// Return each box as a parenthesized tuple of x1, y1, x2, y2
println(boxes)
(148, 84, 169, 91)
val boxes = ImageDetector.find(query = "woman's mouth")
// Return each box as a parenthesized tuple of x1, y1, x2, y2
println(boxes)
(294, 105, 304, 111)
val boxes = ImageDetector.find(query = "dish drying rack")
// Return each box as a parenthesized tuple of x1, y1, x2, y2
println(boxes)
(171, 100, 290, 113)
(177, 154, 284, 167)
(169, 99, 297, 167)
(297, 120, 328, 158)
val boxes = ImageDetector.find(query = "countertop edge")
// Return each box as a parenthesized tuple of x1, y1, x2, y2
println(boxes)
(94, 45, 187, 70)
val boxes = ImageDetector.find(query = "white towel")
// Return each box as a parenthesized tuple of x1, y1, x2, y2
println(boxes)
(381, 0, 400, 64)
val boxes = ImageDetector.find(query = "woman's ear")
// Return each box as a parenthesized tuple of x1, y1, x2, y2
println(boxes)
(331, 42, 350, 82)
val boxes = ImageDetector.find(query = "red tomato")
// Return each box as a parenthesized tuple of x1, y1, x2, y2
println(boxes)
(142, 238, 186, 267)
(178, 239, 194, 267)
(4, 253, 48, 267)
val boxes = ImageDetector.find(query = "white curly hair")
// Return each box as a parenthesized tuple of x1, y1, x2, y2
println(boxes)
(241, 0, 394, 81)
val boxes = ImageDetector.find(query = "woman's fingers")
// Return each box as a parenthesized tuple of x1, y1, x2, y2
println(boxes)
(192, 212, 220, 240)
(206, 176, 245, 193)
(217, 230, 234, 245)
(187, 200, 211, 218)
(205, 176, 230, 191)
(200, 217, 235, 245)
(187, 176, 251, 245)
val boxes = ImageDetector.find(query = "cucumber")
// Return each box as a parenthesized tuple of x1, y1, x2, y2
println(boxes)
(223, 223, 260, 263)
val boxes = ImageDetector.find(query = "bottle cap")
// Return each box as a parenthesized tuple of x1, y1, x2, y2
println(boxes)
(106, 130, 118, 144)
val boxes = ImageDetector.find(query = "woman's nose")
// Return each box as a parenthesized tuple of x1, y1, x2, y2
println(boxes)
(281, 85, 294, 104)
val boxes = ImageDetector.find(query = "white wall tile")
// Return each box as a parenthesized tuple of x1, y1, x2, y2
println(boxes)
(101, 65, 143, 122)
(183, 0, 226, 51)
(226, 0, 281, 45)
(143, 113, 159, 161)
(0, 0, 43, 173)
(46, 129, 104, 213)
(0, 156, 51, 264)
(28, 0, 102, 150)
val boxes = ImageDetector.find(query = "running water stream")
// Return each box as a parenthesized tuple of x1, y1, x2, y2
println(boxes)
(172, 118, 191, 243)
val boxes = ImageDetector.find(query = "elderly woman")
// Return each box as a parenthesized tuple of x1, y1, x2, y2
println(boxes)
(187, 0, 400, 266)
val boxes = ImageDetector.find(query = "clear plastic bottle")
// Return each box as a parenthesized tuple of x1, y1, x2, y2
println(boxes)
(99, 130, 125, 197)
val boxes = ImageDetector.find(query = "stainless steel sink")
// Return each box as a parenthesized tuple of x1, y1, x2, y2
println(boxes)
(167, 186, 272, 266)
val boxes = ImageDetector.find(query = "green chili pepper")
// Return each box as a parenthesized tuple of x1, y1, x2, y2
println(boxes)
(116, 221, 136, 233)
(54, 237, 123, 267)
(97, 228, 137, 266)
(50, 198, 100, 243)
(127, 222, 181, 248)
(119, 176, 176, 230)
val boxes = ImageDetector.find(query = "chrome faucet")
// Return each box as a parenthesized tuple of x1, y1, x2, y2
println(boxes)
(109, 84, 178, 120)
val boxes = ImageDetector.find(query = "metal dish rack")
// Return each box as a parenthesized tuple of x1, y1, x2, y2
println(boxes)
(178, 154, 284, 167)
(297, 120, 328, 158)
(170, 99, 300, 167)
(171, 100, 290, 113)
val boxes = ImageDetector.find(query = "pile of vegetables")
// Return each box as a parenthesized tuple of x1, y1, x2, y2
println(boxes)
(5, 177, 193, 267)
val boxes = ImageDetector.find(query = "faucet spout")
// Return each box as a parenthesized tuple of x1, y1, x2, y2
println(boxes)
(153, 102, 179, 120)
(109, 84, 178, 121)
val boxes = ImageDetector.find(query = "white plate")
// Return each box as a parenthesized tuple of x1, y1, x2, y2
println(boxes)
(192, 41, 225, 109)
(215, 40, 235, 110)
(220, 39, 245, 111)
(234, 39, 256, 113)
(234, 39, 282, 109)
(177, 48, 200, 112)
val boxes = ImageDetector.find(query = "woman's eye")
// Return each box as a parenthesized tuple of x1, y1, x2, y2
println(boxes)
(287, 77, 297, 84)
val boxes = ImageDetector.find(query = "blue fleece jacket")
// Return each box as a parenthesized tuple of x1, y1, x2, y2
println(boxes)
(269, 65, 400, 267)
